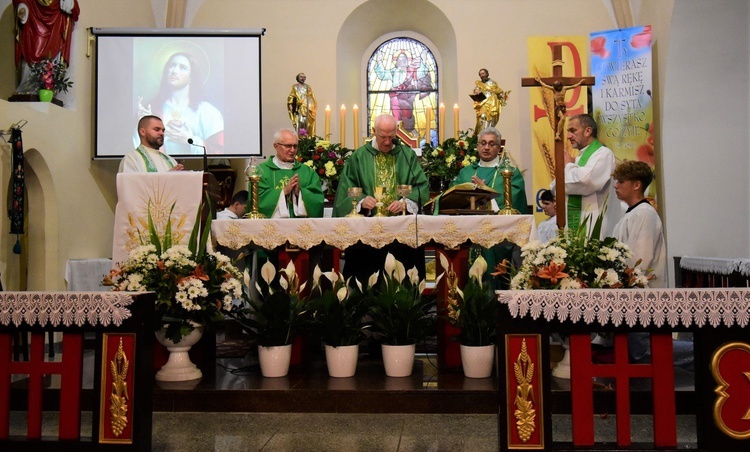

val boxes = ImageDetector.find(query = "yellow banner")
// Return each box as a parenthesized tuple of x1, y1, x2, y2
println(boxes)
(527, 36, 589, 225)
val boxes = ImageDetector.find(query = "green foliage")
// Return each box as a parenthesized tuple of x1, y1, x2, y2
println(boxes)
(305, 271, 372, 347)
(368, 254, 437, 346)
(420, 131, 478, 182)
(227, 261, 307, 347)
(450, 276, 497, 347)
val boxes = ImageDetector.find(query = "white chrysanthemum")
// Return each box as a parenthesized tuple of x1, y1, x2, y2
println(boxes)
(223, 295, 234, 311)
(175, 291, 189, 303)
(559, 278, 582, 290)
(510, 272, 530, 290)
(212, 252, 231, 265)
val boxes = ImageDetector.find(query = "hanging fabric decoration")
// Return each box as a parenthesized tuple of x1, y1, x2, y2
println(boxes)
(9, 127, 24, 254)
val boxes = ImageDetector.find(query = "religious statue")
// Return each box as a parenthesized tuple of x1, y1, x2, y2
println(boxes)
(471, 68, 509, 135)
(373, 50, 433, 135)
(12, 0, 80, 94)
(286, 73, 317, 137)
(534, 76, 584, 141)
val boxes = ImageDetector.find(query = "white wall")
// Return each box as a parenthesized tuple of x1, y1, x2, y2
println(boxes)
(661, 0, 750, 282)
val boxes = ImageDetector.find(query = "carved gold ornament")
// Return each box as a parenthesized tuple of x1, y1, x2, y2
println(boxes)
(513, 338, 536, 442)
(109, 337, 130, 437)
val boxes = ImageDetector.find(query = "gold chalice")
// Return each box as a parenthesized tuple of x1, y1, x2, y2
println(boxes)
(346, 187, 364, 218)
(397, 184, 412, 216)
(373, 186, 386, 217)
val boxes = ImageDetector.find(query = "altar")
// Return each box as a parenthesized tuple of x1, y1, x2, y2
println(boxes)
(212, 214, 537, 368)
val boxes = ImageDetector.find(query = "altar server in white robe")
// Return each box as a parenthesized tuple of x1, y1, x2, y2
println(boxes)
(612, 160, 667, 287)
(119, 115, 185, 173)
(552, 113, 621, 238)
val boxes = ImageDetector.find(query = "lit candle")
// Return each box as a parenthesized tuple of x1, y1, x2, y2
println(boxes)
(453, 103, 459, 139)
(439, 103, 445, 143)
(353, 104, 359, 148)
(340, 104, 346, 146)
(425, 106, 432, 145)
(324, 105, 331, 139)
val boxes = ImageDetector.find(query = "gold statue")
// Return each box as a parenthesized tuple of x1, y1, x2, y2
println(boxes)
(287, 72, 317, 136)
(472, 68, 509, 135)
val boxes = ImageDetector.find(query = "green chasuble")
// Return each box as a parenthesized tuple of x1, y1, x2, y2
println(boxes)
(450, 162, 528, 288)
(257, 158, 325, 218)
(333, 142, 429, 217)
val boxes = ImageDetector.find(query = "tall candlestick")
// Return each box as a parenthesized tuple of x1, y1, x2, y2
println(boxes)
(340, 104, 346, 146)
(324, 105, 331, 139)
(353, 104, 359, 148)
(453, 103, 459, 139)
(425, 106, 432, 145)
(439, 103, 445, 143)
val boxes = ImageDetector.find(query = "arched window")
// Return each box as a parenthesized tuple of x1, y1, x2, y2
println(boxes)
(366, 37, 438, 146)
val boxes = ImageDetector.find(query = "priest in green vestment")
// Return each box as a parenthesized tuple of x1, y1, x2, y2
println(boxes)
(333, 115, 428, 217)
(333, 114, 429, 283)
(257, 128, 324, 219)
(449, 127, 528, 287)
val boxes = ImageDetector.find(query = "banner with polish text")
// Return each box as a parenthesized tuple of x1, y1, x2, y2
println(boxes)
(590, 26, 656, 201)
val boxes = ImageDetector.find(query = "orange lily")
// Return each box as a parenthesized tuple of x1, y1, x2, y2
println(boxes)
(535, 262, 569, 285)
(491, 259, 510, 277)
(193, 265, 210, 281)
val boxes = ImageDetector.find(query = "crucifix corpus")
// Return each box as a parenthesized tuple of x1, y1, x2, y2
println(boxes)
(522, 44, 595, 230)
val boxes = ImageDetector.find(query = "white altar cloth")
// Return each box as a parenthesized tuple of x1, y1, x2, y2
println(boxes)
(498, 288, 750, 329)
(211, 214, 537, 250)
(0, 292, 136, 327)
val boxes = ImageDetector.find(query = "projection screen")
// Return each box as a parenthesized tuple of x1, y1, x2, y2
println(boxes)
(92, 28, 264, 159)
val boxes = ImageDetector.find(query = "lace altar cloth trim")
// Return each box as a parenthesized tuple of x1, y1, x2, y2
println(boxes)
(0, 292, 135, 328)
(680, 256, 750, 277)
(497, 289, 750, 328)
(212, 215, 536, 250)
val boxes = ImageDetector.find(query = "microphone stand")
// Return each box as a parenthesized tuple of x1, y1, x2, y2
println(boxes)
(187, 138, 208, 172)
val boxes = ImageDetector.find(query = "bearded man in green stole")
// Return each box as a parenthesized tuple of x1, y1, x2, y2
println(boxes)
(333, 114, 429, 284)
(257, 128, 324, 219)
(556, 113, 622, 238)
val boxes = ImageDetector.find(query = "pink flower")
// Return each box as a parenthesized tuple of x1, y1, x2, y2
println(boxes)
(298, 128, 307, 137)
(591, 36, 610, 58)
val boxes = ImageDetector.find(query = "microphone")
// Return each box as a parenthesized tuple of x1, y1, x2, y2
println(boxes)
(187, 138, 208, 172)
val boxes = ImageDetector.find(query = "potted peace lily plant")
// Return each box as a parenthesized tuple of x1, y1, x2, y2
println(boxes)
(229, 260, 308, 377)
(305, 266, 373, 377)
(106, 199, 243, 382)
(368, 253, 443, 377)
(442, 254, 498, 378)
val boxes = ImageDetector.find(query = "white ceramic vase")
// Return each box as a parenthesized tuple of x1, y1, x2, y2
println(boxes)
(381, 343, 416, 377)
(258, 344, 293, 378)
(155, 323, 203, 382)
(460, 344, 495, 379)
(324, 344, 359, 378)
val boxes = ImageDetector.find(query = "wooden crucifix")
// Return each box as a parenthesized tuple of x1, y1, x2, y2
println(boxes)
(522, 44, 595, 230)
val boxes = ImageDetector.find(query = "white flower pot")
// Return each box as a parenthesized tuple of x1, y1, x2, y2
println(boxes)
(325, 344, 359, 378)
(460, 344, 495, 379)
(552, 345, 571, 379)
(381, 343, 416, 377)
(155, 324, 203, 382)
(259, 344, 293, 378)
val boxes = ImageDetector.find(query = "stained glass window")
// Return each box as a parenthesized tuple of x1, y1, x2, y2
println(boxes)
(367, 37, 438, 146)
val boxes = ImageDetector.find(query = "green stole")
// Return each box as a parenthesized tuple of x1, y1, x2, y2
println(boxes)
(566, 139, 602, 230)
(135, 145, 175, 172)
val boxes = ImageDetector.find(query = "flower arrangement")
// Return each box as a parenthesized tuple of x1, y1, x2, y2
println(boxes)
(369, 253, 443, 346)
(420, 131, 478, 183)
(106, 201, 243, 343)
(229, 260, 308, 347)
(295, 130, 352, 196)
(443, 255, 498, 346)
(305, 267, 373, 347)
(29, 58, 73, 93)
(505, 217, 650, 290)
